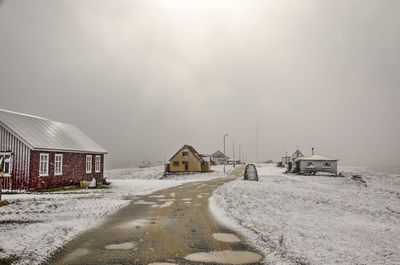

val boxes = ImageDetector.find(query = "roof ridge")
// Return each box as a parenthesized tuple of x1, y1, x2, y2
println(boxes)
(0, 108, 49, 121)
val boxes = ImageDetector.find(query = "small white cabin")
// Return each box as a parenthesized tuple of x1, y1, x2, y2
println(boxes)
(294, 154, 338, 175)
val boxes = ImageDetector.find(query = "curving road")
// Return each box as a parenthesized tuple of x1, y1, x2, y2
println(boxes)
(47, 166, 263, 265)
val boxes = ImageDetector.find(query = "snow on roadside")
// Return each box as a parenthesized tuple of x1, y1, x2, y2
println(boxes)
(210, 164, 400, 265)
(0, 165, 228, 265)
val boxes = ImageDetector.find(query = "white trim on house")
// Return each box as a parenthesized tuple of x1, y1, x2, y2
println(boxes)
(54, 154, 63, 176)
(95, 155, 101, 173)
(86, 155, 92, 173)
(0, 152, 12, 177)
(39, 153, 49, 176)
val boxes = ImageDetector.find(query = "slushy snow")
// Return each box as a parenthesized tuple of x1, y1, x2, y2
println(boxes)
(0, 165, 229, 265)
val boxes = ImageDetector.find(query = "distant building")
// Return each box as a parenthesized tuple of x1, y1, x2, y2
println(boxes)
(294, 154, 339, 174)
(210, 150, 229, 165)
(282, 149, 304, 171)
(0, 109, 107, 191)
(168, 145, 211, 173)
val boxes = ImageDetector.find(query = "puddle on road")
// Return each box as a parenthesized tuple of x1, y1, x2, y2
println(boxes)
(120, 218, 154, 229)
(133, 200, 156, 205)
(212, 233, 241, 243)
(105, 242, 135, 250)
(182, 198, 192, 201)
(185, 250, 262, 264)
(63, 248, 89, 262)
(159, 201, 174, 208)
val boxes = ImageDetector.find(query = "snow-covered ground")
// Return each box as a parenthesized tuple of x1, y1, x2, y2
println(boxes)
(0, 165, 231, 265)
(210, 164, 400, 265)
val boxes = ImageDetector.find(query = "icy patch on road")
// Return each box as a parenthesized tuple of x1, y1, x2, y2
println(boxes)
(159, 201, 174, 208)
(105, 242, 135, 250)
(185, 250, 262, 264)
(133, 200, 156, 205)
(212, 233, 241, 243)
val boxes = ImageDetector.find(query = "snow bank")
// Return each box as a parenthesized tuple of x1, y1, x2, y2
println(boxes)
(210, 164, 400, 265)
(0, 165, 228, 265)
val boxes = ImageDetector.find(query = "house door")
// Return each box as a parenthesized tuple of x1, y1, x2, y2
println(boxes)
(182, 161, 188, 171)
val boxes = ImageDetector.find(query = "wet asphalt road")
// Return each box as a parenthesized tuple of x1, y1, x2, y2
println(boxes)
(46, 166, 263, 265)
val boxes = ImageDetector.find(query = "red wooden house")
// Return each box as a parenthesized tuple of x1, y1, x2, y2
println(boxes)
(0, 109, 107, 191)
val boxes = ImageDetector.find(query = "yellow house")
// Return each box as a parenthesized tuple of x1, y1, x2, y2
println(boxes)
(168, 145, 211, 173)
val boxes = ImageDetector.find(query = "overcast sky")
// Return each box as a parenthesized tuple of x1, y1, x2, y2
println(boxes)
(0, 0, 399, 168)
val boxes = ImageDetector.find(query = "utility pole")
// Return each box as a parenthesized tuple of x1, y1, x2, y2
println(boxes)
(232, 142, 235, 160)
(223, 133, 229, 173)
(232, 142, 235, 168)
(256, 123, 259, 163)
(239, 144, 241, 163)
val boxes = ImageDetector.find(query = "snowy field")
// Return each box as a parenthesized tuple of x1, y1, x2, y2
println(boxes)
(0, 165, 231, 265)
(210, 164, 400, 265)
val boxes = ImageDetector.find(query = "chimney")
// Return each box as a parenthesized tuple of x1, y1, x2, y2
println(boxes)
(312, 147, 314, 155)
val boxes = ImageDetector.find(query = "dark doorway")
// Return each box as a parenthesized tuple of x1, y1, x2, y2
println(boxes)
(183, 161, 188, 171)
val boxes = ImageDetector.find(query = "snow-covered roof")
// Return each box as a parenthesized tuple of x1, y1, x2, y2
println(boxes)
(295, 154, 338, 161)
(211, 150, 228, 159)
(200, 155, 211, 162)
(0, 109, 107, 153)
(169, 144, 205, 162)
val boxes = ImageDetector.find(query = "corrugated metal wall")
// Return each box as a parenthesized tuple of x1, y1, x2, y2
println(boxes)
(0, 126, 31, 190)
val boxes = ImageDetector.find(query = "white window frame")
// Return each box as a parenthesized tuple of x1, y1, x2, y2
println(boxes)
(54, 154, 63, 176)
(39, 153, 49, 176)
(306, 161, 315, 168)
(323, 162, 332, 168)
(95, 155, 101, 173)
(0, 152, 12, 177)
(86, 155, 92, 173)
(182, 151, 189, 157)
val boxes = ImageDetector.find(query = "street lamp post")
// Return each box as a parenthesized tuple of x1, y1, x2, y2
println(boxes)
(223, 133, 229, 173)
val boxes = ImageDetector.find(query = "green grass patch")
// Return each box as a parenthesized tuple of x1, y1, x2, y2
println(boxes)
(0, 200, 10, 207)
(0, 255, 19, 265)
(96, 184, 110, 189)
(36, 185, 83, 193)
(36, 184, 109, 193)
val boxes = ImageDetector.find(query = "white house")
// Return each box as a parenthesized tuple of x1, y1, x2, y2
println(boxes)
(294, 154, 339, 174)
(211, 151, 229, 165)
(282, 149, 304, 171)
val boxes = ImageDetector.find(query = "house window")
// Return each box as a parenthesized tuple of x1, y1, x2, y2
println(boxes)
(323, 162, 331, 168)
(39, 153, 49, 176)
(173, 161, 179, 167)
(86, 155, 92, 173)
(182, 151, 189, 157)
(0, 153, 12, 176)
(55, 154, 63, 175)
(306, 162, 315, 168)
(95, 155, 101, 173)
